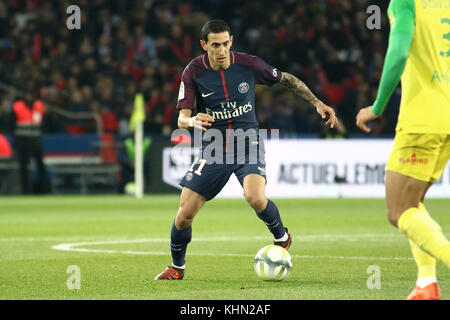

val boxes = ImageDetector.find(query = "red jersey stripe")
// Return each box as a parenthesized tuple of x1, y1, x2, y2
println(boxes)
(220, 70, 229, 101)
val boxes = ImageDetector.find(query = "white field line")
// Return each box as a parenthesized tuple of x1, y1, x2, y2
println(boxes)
(49, 234, 414, 261)
(0, 233, 401, 242)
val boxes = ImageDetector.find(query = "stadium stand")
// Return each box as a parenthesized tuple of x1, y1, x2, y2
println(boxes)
(0, 0, 399, 138)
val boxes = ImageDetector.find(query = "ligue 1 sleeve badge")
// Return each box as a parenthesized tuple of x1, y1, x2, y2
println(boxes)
(238, 82, 249, 94)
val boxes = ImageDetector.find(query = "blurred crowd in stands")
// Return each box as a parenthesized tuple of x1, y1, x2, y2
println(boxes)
(0, 0, 400, 138)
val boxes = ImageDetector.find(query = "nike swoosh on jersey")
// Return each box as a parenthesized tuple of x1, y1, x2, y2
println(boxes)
(201, 92, 215, 98)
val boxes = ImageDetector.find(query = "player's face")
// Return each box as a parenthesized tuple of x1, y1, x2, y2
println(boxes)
(201, 32, 233, 70)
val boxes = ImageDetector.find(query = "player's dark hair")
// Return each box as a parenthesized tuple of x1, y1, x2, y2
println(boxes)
(201, 19, 231, 42)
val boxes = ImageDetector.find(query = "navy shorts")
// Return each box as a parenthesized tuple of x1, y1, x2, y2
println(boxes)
(179, 138, 266, 200)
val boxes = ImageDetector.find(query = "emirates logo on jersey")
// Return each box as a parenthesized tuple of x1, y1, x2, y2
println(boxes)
(399, 153, 429, 165)
(205, 101, 253, 120)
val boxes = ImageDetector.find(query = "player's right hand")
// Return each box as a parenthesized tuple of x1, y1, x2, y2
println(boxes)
(356, 106, 379, 133)
(192, 113, 215, 131)
(315, 101, 338, 128)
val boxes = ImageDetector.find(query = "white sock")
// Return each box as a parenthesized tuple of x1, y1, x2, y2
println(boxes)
(172, 264, 185, 270)
(274, 232, 288, 242)
(416, 276, 437, 288)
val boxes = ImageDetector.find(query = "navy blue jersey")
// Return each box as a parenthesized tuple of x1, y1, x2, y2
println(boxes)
(177, 52, 275, 198)
(177, 51, 281, 132)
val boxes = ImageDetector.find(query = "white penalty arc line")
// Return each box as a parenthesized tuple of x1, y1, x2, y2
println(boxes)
(50, 234, 414, 261)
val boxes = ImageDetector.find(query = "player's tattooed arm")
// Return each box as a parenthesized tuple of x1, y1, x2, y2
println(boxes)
(280, 72, 321, 106)
(280, 72, 338, 128)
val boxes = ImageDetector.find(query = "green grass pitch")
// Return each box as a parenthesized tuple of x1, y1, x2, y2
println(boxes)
(0, 196, 449, 300)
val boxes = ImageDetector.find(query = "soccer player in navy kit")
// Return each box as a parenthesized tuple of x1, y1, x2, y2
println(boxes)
(155, 20, 338, 280)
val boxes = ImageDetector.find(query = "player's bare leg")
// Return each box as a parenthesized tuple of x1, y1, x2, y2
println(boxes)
(243, 174, 291, 250)
(243, 174, 267, 212)
(385, 170, 428, 227)
(155, 187, 206, 280)
(420, 181, 433, 203)
(386, 170, 450, 299)
(174, 187, 207, 230)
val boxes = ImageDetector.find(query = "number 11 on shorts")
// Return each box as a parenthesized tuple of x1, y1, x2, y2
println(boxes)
(189, 157, 207, 176)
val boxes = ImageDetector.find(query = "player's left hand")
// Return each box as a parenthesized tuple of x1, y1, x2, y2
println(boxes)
(315, 101, 338, 128)
(356, 106, 379, 133)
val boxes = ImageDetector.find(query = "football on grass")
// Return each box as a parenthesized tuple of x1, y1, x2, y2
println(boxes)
(254, 245, 292, 281)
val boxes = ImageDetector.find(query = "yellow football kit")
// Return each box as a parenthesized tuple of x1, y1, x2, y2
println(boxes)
(374, 1, 450, 293)
(386, 0, 450, 182)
